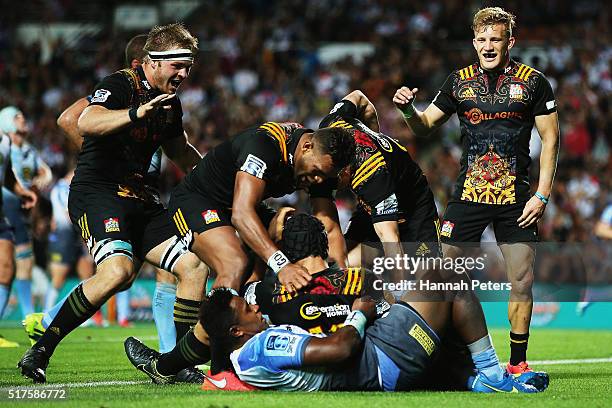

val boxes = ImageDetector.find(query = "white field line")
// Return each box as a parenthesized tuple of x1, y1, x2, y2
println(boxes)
(529, 357, 612, 365)
(4, 357, 611, 390)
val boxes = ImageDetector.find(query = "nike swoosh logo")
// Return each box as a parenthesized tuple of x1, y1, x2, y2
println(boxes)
(205, 376, 227, 389)
(482, 382, 518, 393)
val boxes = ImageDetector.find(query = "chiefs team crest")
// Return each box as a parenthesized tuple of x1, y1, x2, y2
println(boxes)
(509, 84, 523, 100)
(441, 220, 454, 238)
(202, 210, 220, 224)
(104, 217, 120, 233)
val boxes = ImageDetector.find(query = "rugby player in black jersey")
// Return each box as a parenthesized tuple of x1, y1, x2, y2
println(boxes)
(121, 116, 354, 383)
(18, 23, 208, 383)
(311, 90, 440, 266)
(394, 7, 559, 375)
(29, 34, 200, 381)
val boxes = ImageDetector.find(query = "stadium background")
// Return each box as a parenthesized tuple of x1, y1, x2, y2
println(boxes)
(0, 0, 610, 329)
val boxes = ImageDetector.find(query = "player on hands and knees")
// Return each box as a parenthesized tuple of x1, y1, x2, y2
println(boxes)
(124, 121, 355, 384)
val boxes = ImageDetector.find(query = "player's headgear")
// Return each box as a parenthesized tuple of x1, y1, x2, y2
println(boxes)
(144, 23, 198, 62)
(280, 214, 328, 263)
(0, 106, 21, 134)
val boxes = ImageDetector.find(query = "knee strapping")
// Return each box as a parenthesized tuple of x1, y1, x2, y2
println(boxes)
(15, 248, 33, 260)
(91, 239, 133, 266)
(159, 235, 189, 274)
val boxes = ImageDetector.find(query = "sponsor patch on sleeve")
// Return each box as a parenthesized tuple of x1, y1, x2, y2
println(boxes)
(240, 154, 267, 179)
(263, 333, 301, 357)
(374, 193, 399, 216)
(91, 89, 111, 103)
(546, 100, 556, 110)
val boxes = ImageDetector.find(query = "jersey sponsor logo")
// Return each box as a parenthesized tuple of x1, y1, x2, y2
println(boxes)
(374, 193, 399, 216)
(415, 243, 431, 256)
(464, 108, 523, 125)
(329, 102, 344, 114)
(441, 220, 454, 237)
(546, 100, 556, 110)
(300, 302, 350, 320)
(202, 209, 220, 224)
(264, 333, 300, 356)
(509, 84, 523, 100)
(240, 154, 267, 179)
(104, 217, 120, 233)
(91, 89, 111, 103)
(409, 323, 435, 356)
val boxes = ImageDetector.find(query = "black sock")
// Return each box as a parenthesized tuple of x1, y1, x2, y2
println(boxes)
(173, 297, 201, 341)
(157, 329, 210, 375)
(36, 284, 97, 356)
(509, 331, 529, 365)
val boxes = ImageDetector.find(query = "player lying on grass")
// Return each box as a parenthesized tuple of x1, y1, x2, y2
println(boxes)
(126, 213, 548, 392)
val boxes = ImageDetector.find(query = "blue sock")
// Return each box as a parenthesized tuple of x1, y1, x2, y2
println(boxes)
(153, 282, 176, 353)
(14, 279, 34, 317)
(0, 284, 10, 317)
(43, 291, 72, 329)
(468, 334, 505, 382)
(116, 290, 130, 322)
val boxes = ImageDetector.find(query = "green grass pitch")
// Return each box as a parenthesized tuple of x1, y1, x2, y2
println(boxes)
(0, 324, 610, 407)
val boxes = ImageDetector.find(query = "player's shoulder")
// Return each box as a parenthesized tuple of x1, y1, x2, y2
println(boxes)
(452, 62, 479, 81)
(510, 61, 551, 88)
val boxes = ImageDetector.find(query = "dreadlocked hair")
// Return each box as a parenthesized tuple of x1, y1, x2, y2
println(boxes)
(280, 214, 328, 263)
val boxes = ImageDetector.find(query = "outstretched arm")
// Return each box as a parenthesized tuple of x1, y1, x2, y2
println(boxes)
(393, 87, 450, 136)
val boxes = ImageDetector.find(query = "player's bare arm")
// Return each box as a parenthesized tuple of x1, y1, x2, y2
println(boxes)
(4, 164, 37, 210)
(518, 111, 560, 228)
(161, 131, 202, 173)
(311, 197, 347, 268)
(302, 297, 376, 366)
(232, 171, 312, 290)
(32, 159, 53, 191)
(342, 90, 380, 132)
(77, 93, 175, 137)
(57, 97, 89, 150)
(393, 87, 450, 135)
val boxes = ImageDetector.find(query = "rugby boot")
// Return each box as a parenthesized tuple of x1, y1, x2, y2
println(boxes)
(22, 312, 45, 346)
(202, 370, 259, 391)
(124, 336, 175, 384)
(468, 372, 539, 393)
(175, 366, 206, 384)
(18, 346, 50, 383)
(507, 361, 549, 391)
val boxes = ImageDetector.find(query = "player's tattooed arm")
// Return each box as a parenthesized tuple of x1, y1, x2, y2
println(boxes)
(342, 90, 380, 132)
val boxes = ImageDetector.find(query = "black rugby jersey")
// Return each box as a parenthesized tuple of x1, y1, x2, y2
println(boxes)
(183, 122, 307, 208)
(243, 264, 390, 335)
(72, 66, 183, 199)
(312, 100, 428, 223)
(433, 59, 556, 205)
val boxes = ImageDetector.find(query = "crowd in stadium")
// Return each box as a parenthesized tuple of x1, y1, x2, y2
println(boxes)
(0, 0, 609, 276)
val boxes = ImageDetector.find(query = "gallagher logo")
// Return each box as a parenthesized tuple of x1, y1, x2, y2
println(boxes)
(300, 302, 322, 320)
(464, 108, 523, 125)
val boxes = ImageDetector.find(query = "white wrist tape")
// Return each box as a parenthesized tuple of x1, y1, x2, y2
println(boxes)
(344, 310, 367, 339)
(268, 250, 290, 274)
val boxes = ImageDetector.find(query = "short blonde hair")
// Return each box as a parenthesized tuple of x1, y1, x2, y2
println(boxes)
(472, 7, 516, 38)
(143, 23, 198, 61)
